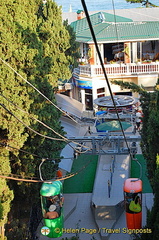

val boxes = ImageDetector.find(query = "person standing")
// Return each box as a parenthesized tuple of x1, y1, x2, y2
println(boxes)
(136, 111, 142, 130)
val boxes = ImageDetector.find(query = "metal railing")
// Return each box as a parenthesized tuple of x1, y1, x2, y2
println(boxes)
(108, 155, 116, 198)
(74, 62, 159, 77)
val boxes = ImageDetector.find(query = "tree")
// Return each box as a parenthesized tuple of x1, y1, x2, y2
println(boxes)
(36, 0, 72, 87)
(111, 80, 146, 94)
(112, 79, 159, 239)
(0, 151, 14, 227)
(141, 108, 159, 185)
(0, 0, 37, 233)
(0, 0, 73, 238)
(125, 0, 158, 7)
(111, 79, 159, 186)
(64, 20, 80, 70)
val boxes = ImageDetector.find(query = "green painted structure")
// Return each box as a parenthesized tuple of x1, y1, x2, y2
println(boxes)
(40, 181, 64, 238)
(71, 11, 159, 43)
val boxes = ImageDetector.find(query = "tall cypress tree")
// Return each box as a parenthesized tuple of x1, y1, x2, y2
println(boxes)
(0, 0, 37, 232)
(22, 0, 68, 181)
(0, 0, 73, 236)
(111, 80, 159, 240)
(36, 0, 72, 86)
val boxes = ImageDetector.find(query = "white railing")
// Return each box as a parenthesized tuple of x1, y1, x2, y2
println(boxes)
(75, 62, 159, 77)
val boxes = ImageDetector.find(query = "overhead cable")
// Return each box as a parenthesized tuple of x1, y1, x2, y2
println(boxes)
(0, 103, 65, 142)
(0, 142, 39, 157)
(81, 0, 131, 157)
(0, 93, 69, 142)
(0, 142, 74, 161)
(0, 93, 91, 153)
(0, 155, 93, 183)
(0, 57, 79, 124)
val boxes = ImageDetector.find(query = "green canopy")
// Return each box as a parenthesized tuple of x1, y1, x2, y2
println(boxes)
(40, 181, 62, 197)
(96, 120, 132, 132)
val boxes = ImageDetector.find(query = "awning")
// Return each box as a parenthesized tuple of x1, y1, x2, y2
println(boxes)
(96, 120, 132, 132)
(55, 94, 84, 119)
(59, 144, 74, 172)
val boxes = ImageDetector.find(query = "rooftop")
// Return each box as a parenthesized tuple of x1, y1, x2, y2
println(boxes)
(62, 8, 159, 24)
(70, 11, 159, 43)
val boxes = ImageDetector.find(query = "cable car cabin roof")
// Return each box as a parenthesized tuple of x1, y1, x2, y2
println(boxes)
(40, 181, 62, 197)
(123, 178, 142, 193)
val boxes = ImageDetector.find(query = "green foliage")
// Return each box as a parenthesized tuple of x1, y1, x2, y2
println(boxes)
(113, 79, 159, 239)
(64, 20, 81, 70)
(0, 179, 14, 226)
(140, 89, 159, 187)
(0, 0, 79, 236)
(0, 203, 3, 220)
(36, 0, 72, 86)
(0, 0, 40, 212)
(111, 80, 146, 94)
(135, 156, 159, 240)
(0, 236, 7, 240)
(5, 219, 28, 240)
(125, 0, 158, 7)
(112, 79, 159, 187)
(0, 149, 15, 228)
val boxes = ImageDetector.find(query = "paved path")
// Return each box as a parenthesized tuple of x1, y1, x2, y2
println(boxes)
(56, 193, 101, 240)
(36, 123, 154, 240)
(36, 192, 153, 240)
(37, 194, 101, 240)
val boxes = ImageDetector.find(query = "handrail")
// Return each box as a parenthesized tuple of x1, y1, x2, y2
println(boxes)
(75, 62, 159, 77)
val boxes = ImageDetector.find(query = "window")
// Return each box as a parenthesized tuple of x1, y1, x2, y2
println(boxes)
(97, 88, 105, 94)
(97, 87, 105, 98)
(85, 89, 92, 94)
(85, 89, 93, 110)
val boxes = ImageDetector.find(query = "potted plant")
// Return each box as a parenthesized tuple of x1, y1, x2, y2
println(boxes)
(143, 60, 152, 64)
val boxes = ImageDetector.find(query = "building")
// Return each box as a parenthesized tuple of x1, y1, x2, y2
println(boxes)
(67, 9, 159, 111)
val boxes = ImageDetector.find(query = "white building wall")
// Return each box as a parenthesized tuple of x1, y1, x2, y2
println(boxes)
(95, 44, 103, 65)
(138, 74, 158, 87)
(132, 42, 138, 63)
(80, 88, 85, 105)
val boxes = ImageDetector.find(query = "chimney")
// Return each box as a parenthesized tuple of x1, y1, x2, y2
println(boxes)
(77, 10, 84, 20)
(98, 12, 105, 23)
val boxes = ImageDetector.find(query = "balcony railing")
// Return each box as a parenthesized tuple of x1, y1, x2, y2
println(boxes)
(74, 62, 159, 77)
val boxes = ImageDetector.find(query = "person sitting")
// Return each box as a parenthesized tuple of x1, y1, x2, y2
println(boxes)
(53, 194, 64, 207)
(134, 194, 141, 206)
(56, 169, 63, 178)
(129, 194, 141, 213)
(46, 194, 64, 215)
(44, 204, 59, 219)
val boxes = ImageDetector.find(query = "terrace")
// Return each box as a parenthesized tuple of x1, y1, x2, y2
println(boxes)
(74, 62, 159, 77)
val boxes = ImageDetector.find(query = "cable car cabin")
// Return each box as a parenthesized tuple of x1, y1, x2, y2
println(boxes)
(40, 181, 64, 238)
(123, 178, 142, 229)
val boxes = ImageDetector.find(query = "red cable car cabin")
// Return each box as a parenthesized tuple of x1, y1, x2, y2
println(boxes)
(123, 178, 142, 229)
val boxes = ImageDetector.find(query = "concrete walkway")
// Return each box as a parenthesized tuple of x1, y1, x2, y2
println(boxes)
(92, 154, 130, 206)
(36, 122, 154, 240)
(37, 193, 101, 240)
(36, 192, 154, 240)
(90, 152, 130, 240)
(56, 193, 101, 240)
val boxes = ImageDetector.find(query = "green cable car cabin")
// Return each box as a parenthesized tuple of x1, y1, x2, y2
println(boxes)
(40, 180, 64, 238)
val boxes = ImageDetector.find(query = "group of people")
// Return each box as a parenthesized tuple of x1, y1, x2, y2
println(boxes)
(44, 194, 64, 219)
